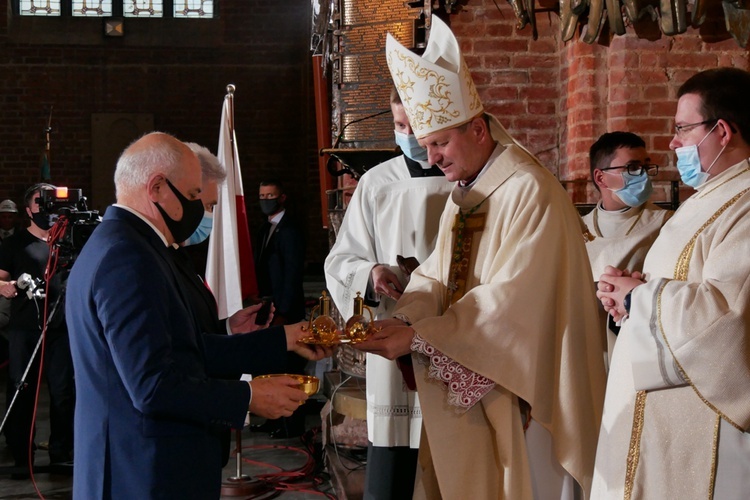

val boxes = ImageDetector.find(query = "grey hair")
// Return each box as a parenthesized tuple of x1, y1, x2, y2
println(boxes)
(114, 132, 185, 199)
(185, 142, 226, 182)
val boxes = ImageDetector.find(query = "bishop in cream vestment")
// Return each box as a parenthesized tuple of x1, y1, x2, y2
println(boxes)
(393, 140, 607, 499)
(592, 159, 750, 499)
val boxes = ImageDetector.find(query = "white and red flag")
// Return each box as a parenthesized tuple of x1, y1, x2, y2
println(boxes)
(206, 86, 258, 319)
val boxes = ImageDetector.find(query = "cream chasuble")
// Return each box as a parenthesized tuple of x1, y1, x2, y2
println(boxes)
(592, 159, 750, 499)
(325, 155, 452, 448)
(394, 143, 607, 499)
(582, 202, 672, 367)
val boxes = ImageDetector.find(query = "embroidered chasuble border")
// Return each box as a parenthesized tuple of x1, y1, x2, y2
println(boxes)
(446, 205, 485, 308)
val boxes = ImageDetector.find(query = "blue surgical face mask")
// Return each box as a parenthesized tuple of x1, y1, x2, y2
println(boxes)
(394, 130, 428, 162)
(675, 122, 725, 189)
(184, 211, 213, 246)
(608, 172, 653, 208)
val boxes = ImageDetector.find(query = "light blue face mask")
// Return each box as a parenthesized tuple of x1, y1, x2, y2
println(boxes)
(394, 130, 428, 162)
(675, 122, 725, 189)
(184, 211, 213, 246)
(609, 171, 653, 208)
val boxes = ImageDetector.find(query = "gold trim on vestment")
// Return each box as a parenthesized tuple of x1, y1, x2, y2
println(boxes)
(664, 188, 750, 431)
(624, 390, 647, 500)
(674, 187, 750, 281)
(709, 414, 720, 499)
(445, 209, 485, 308)
(698, 166, 750, 199)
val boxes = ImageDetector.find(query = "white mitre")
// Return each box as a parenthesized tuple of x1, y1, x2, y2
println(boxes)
(385, 17, 503, 143)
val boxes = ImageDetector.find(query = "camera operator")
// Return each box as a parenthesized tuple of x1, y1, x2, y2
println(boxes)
(0, 183, 75, 477)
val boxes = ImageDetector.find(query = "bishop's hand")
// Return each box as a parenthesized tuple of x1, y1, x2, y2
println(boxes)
(353, 319, 414, 360)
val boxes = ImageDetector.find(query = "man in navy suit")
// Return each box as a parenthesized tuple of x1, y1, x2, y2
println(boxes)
(252, 180, 309, 438)
(66, 132, 330, 499)
(254, 179, 306, 325)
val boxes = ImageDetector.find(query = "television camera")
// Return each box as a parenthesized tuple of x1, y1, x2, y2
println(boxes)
(37, 187, 101, 268)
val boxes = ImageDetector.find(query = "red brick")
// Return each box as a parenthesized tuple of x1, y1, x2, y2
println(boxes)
(666, 52, 719, 68)
(519, 86, 557, 100)
(483, 54, 513, 67)
(643, 85, 669, 100)
(481, 85, 519, 101)
(529, 101, 557, 115)
(650, 101, 677, 117)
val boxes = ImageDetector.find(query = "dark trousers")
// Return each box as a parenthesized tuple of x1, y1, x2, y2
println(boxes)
(5, 327, 75, 465)
(364, 443, 419, 500)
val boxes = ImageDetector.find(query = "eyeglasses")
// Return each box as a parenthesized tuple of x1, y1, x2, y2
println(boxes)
(600, 163, 659, 176)
(674, 119, 717, 136)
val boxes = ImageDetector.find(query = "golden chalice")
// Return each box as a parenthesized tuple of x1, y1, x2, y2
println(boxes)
(255, 373, 320, 396)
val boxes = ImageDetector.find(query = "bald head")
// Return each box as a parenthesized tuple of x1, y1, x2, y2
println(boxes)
(112, 132, 203, 244)
(114, 132, 197, 202)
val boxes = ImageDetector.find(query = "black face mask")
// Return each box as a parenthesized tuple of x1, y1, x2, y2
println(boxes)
(153, 178, 204, 243)
(31, 212, 54, 231)
(259, 198, 281, 216)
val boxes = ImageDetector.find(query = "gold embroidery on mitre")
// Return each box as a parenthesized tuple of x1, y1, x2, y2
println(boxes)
(624, 390, 647, 500)
(446, 211, 486, 307)
(389, 49, 460, 136)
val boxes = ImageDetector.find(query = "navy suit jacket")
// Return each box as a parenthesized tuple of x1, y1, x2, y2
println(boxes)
(254, 212, 306, 323)
(66, 206, 287, 499)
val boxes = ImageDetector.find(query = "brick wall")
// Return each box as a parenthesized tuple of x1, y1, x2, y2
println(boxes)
(450, 0, 750, 204)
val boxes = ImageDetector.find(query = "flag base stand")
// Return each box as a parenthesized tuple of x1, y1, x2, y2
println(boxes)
(220, 428, 272, 497)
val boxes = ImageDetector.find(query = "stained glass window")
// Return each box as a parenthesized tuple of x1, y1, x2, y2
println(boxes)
(123, 0, 163, 17)
(19, 0, 62, 16)
(18, 0, 215, 18)
(173, 0, 213, 18)
(72, 0, 112, 16)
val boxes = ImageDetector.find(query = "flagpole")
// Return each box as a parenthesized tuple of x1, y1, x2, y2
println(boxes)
(41, 106, 53, 181)
(226, 84, 235, 148)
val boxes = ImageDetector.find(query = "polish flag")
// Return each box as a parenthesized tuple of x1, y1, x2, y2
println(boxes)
(206, 89, 258, 319)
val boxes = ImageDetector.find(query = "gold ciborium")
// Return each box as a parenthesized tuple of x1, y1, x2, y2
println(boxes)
(308, 291, 339, 344)
(255, 374, 320, 396)
(344, 292, 375, 342)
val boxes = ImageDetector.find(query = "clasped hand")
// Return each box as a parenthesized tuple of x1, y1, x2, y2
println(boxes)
(353, 318, 414, 360)
(597, 265, 646, 322)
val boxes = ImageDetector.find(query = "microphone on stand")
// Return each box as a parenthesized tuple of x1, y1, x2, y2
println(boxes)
(16, 273, 45, 300)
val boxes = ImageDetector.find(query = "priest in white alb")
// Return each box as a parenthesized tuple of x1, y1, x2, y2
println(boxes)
(354, 16, 606, 499)
(581, 131, 672, 367)
(324, 87, 452, 498)
(595, 67, 750, 499)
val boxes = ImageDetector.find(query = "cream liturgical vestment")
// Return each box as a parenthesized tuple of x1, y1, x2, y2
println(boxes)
(325, 155, 452, 448)
(394, 141, 607, 499)
(592, 160, 750, 499)
(582, 202, 672, 366)
(581, 202, 672, 279)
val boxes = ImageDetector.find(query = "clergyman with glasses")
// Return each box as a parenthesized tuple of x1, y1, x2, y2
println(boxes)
(593, 67, 750, 497)
(581, 131, 673, 367)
